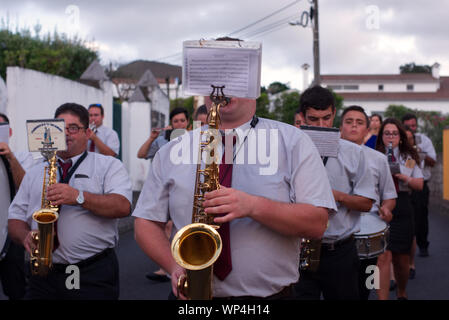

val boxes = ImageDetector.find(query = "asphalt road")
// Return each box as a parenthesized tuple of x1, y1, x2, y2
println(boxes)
(1, 204, 448, 300)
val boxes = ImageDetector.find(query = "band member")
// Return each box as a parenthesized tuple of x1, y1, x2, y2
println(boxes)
(87, 103, 120, 157)
(137, 107, 189, 160)
(0, 113, 34, 300)
(8, 103, 132, 299)
(376, 118, 423, 300)
(339, 106, 397, 300)
(133, 91, 337, 299)
(402, 113, 436, 258)
(294, 86, 376, 300)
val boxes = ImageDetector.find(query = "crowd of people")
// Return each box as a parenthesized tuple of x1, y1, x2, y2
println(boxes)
(0, 81, 438, 300)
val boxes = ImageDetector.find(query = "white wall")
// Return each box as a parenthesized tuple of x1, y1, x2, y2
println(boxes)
(325, 81, 439, 93)
(6, 67, 113, 152)
(0, 76, 7, 113)
(121, 86, 170, 191)
(121, 101, 151, 191)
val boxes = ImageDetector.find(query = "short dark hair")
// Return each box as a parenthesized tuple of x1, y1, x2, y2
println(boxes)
(195, 105, 208, 119)
(370, 114, 383, 123)
(55, 103, 89, 129)
(170, 107, 189, 121)
(299, 85, 335, 116)
(0, 112, 9, 123)
(341, 105, 369, 128)
(401, 113, 417, 123)
(88, 103, 104, 116)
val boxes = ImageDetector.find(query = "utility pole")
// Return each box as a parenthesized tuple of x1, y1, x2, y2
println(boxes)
(311, 0, 320, 86)
(289, 0, 320, 87)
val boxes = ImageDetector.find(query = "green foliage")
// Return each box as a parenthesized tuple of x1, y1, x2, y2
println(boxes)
(267, 81, 290, 95)
(332, 91, 344, 128)
(399, 62, 431, 74)
(384, 105, 414, 120)
(272, 91, 300, 124)
(0, 24, 98, 80)
(255, 92, 275, 120)
(170, 97, 194, 124)
(384, 104, 448, 153)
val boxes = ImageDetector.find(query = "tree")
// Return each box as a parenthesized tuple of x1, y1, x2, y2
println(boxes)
(0, 24, 98, 80)
(399, 62, 431, 74)
(272, 91, 300, 124)
(384, 105, 414, 120)
(267, 81, 290, 95)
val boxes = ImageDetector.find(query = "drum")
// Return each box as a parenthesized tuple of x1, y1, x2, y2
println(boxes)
(0, 155, 14, 261)
(354, 212, 389, 259)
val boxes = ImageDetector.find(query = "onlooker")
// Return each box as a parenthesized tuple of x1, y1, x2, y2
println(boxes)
(87, 103, 120, 157)
(364, 114, 382, 149)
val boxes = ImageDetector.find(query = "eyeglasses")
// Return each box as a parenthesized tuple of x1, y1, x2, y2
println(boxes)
(383, 131, 399, 137)
(65, 125, 85, 134)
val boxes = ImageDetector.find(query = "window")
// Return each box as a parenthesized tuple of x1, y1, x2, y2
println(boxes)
(378, 84, 384, 91)
(343, 85, 359, 90)
(327, 85, 342, 90)
(406, 84, 414, 91)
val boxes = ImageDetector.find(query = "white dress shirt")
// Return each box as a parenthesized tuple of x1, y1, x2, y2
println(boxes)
(8, 151, 132, 264)
(323, 139, 377, 243)
(361, 145, 397, 214)
(88, 125, 120, 156)
(415, 133, 436, 181)
(132, 117, 337, 298)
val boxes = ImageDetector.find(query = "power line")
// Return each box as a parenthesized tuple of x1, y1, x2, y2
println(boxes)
(239, 13, 300, 39)
(227, 0, 302, 36)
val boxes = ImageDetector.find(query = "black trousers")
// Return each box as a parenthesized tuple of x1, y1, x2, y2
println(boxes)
(25, 248, 119, 300)
(294, 238, 360, 300)
(411, 181, 430, 250)
(0, 240, 26, 300)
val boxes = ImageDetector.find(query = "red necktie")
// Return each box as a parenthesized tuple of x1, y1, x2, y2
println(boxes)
(391, 154, 399, 192)
(213, 135, 236, 281)
(89, 140, 96, 152)
(53, 159, 73, 250)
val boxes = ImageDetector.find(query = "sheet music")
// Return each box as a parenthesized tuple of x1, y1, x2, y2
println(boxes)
(300, 125, 340, 158)
(183, 40, 262, 99)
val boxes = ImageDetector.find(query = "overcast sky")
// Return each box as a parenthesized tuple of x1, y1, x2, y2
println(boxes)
(1, 0, 448, 90)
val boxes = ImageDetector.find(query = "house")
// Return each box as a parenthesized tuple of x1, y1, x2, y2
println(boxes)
(321, 63, 449, 115)
(111, 60, 183, 100)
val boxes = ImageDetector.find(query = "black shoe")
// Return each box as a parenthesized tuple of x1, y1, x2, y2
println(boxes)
(397, 296, 408, 300)
(419, 248, 429, 257)
(389, 280, 397, 291)
(146, 273, 170, 282)
(409, 268, 416, 279)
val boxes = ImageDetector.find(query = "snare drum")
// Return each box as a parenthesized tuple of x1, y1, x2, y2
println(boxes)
(0, 155, 14, 261)
(354, 213, 389, 259)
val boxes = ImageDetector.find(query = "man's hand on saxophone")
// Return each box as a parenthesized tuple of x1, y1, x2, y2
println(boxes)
(46, 183, 78, 206)
(203, 186, 256, 224)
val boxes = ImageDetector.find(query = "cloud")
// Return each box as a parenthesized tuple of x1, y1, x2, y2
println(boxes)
(1, 0, 448, 88)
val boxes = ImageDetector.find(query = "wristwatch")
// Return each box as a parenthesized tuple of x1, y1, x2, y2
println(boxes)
(76, 190, 85, 205)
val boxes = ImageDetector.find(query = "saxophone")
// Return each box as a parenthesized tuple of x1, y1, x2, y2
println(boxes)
(170, 86, 227, 300)
(30, 151, 59, 276)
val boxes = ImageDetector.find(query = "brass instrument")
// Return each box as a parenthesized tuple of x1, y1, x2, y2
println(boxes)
(299, 238, 321, 272)
(171, 86, 227, 300)
(30, 151, 59, 276)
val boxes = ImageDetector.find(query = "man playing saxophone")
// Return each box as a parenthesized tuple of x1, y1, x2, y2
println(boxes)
(8, 103, 132, 299)
(133, 91, 337, 299)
